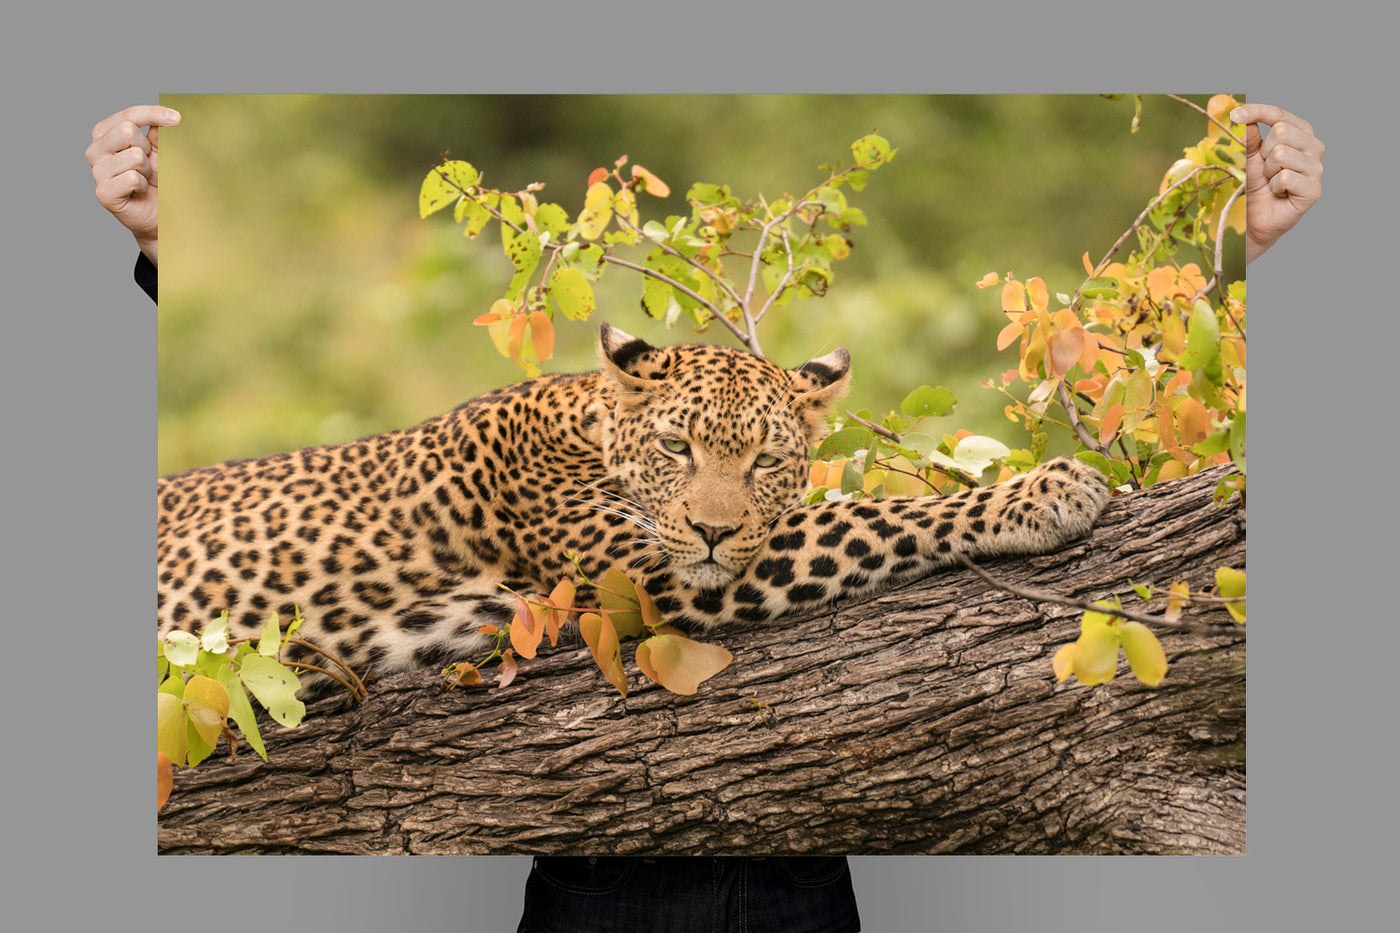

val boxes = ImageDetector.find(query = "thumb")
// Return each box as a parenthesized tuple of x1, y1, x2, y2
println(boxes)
(148, 107, 180, 153)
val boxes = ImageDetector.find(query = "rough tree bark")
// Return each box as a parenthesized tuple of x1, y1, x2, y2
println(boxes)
(159, 466, 1245, 855)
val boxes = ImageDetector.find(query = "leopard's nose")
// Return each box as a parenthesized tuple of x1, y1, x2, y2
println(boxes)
(687, 518, 740, 551)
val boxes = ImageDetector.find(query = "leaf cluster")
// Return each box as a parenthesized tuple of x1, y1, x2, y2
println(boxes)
(443, 560, 732, 698)
(421, 136, 897, 363)
(156, 609, 364, 809)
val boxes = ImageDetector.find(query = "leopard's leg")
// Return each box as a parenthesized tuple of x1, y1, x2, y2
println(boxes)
(654, 458, 1109, 629)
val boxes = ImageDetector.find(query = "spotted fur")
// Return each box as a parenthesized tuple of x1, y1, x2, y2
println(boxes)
(157, 324, 1109, 678)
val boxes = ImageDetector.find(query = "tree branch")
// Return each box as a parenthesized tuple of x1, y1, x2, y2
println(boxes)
(159, 467, 1246, 856)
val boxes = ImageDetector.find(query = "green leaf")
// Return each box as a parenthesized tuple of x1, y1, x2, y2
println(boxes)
(1229, 411, 1246, 475)
(162, 631, 199, 668)
(1178, 299, 1221, 370)
(503, 230, 542, 300)
(533, 202, 571, 238)
(419, 161, 478, 218)
(238, 655, 305, 728)
(157, 692, 189, 768)
(258, 613, 282, 658)
(900, 385, 957, 418)
(950, 435, 1011, 474)
(216, 666, 267, 760)
(550, 268, 596, 321)
(816, 426, 875, 461)
(840, 458, 865, 495)
(200, 612, 230, 654)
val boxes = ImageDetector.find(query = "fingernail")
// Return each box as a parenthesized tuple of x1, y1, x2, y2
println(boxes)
(1229, 108, 1244, 123)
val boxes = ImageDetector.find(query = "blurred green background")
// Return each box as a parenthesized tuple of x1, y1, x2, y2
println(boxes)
(158, 94, 1236, 475)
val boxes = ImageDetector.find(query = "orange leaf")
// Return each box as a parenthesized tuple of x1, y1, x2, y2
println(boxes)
(1001, 281, 1026, 313)
(976, 272, 999, 289)
(630, 165, 671, 197)
(509, 597, 543, 659)
(1146, 266, 1176, 303)
(1156, 404, 1178, 451)
(472, 312, 502, 326)
(635, 633, 733, 695)
(578, 612, 627, 697)
(498, 650, 518, 689)
(529, 312, 555, 362)
(1100, 403, 1124, 446)
(508, 313, 528, 361)
(545, 578, 575, 646)
(996, 321, 1023, 352)
(636, 584, 664, 630)
(1174, 398, 1212, 446)
(157, 752, 173, 811)
(1026, 277, 1049, 312)
(587, 167, 609, 187)
(1078, 331, 1101, 374)
(1046, 327, 1086, 378)
(1082, 251, 1095, 275)
(446, 661, 482, 688)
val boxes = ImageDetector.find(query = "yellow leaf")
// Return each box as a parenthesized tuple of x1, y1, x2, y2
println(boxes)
(183, 675, 230, 747)
(1052, 643, 1077, 682)
(1215, 567, 1246, 623)
(600, 567, 645, 637)
(157, 692, 189, 768)
(1072, 611, 1119, 686)
(635, 633, 733, 695)
(577, 181, 615, 240)
(1119, 621, 1167, 687)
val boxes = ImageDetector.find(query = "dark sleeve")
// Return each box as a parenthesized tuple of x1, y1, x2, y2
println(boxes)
(135, 252, 158, 304)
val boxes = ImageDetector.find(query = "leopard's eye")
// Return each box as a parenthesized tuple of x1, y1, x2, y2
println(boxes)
(660, 437, 691, 456)
(753, 453, 780, 469)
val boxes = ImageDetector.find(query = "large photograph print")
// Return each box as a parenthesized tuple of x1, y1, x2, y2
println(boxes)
(156, 94, 1247, 855)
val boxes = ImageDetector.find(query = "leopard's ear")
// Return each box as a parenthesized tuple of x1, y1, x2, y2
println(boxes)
(598, 323, 671, 404)
(788, 347, 851, 439)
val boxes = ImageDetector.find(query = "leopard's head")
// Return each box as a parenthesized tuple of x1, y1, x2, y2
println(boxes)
(596, 323, 849, 590)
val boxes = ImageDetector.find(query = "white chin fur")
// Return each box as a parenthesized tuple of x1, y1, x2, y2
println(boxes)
(676, 561, 736, 590)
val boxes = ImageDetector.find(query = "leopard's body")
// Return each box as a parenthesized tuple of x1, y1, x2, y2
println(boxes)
(157, 325, 1109, 678)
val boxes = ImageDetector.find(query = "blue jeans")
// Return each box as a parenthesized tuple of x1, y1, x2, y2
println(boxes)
(517, 856, 860, 932)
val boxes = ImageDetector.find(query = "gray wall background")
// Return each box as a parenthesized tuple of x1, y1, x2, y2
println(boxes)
(8, 1, 1388, 930)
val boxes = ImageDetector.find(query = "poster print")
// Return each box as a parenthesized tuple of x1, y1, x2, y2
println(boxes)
(156, 94, 1246, 855)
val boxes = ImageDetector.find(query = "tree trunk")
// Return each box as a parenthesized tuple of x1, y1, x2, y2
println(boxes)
(159, 466, 1246, 855)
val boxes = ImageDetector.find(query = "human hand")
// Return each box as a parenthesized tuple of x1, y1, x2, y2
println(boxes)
(1231, 103, 1323, 264)
(86, 105, 181, 266)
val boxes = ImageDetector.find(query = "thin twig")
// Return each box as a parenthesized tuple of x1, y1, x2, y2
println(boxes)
(1165, 93, 1245, 148)
(954, 554, 1244, 637)
(840, 410, 980, 488)
(1073, 165, 1233, 309)
(1057, 381, 1110, 456)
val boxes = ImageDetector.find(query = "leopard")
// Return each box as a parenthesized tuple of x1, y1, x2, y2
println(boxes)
(157, 323, 1110, 681)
